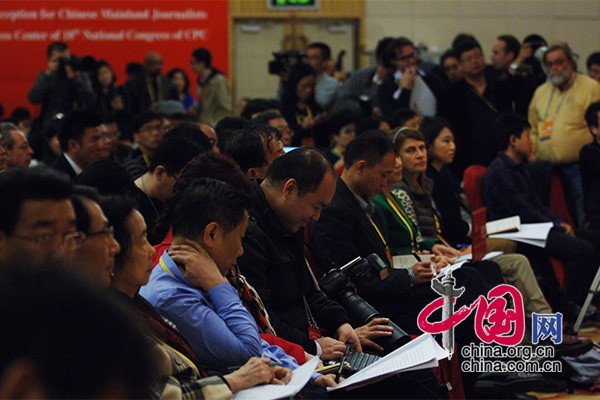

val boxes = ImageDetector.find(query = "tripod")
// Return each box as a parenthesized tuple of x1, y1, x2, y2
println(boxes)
(574, 264, 600, 333)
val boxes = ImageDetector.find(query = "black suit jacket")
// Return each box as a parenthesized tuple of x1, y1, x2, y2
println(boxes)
(310, 178, 412, 319)
(236, 180, 350, 354)
(48, 153, 77, 180)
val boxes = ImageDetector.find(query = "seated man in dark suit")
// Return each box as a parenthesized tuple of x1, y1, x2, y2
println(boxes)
(236, 148, 362, 360)
(49, 109, 111, 180)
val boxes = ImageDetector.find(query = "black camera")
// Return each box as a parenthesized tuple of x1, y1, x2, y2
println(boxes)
(268, 50, 305, 75)
(59, 55, 97, 74)
(319, 255, 411, 355)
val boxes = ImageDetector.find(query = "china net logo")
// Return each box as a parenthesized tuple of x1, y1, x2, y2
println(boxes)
(417, 270, 562, 373)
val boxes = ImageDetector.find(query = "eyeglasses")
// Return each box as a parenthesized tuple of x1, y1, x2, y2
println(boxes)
(460, 53, 484, 63)
(84, 226, 115, 240)
(396, 52, 416, 62)
(139, 124, 162, 133)
(12, 231, 87, 249)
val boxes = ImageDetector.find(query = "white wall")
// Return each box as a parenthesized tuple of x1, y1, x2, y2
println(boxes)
(364, 0, 600, 70)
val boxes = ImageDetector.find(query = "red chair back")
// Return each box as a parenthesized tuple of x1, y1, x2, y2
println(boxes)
(463, 165, 487, 210)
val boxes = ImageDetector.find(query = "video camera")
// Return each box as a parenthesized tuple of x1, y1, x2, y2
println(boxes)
(268, 50, 305, 76)
(319, 254, 411, 355)
(59, 54, 97, 74)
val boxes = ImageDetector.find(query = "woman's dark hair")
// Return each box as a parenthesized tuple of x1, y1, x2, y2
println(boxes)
(420, 116, 453, 147)
(166, 68, 190, 94)
(92, 60, 116, 92)
(281, 62, 316, 111)
(98, 195, 137, 269)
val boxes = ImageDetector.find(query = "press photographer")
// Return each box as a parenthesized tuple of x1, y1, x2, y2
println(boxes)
(28, 41, 97, 132)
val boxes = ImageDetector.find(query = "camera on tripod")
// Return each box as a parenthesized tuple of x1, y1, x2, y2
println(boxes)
(319, 254, 411, 355)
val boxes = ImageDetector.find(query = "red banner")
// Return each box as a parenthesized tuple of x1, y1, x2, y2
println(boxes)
(0, 1, 229, 118)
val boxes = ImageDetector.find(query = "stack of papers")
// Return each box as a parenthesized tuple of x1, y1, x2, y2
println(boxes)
(233, 334, 448, 398)
(328, 334, 448, 392)
(488, 222, 553, 248)
(232, 356, 319, 400)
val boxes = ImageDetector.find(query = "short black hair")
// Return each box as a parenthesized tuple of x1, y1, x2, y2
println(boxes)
(71, 185, 101, 234)
(132, 111, 162, 134)
(452, 33, 478, 50)
(494, 112, 531, 150)
(0, 262, 155, 398)
(383, 37, 415, 69)
(345, 129, 394, 168)
(585, 101, 600, 130)
(440, 48, 458, 66)
(192, 47, 212, 67)
(46, 41, 68, 59)
(58, 109, 102, 151)
(163, 123, 213, 152)
(75, 159, 136, 198)
(326, 109, 359, 135)
(241, 98, 280, 120)
(587, 52, 600, 70)
(387, 108, 418, 130)
(222, 129, 268, 172)
(497, 34, 521, 58)
(307, 42, 331, 60)
(0, 168, 72, 236)
(156, 153, 251, 240)
(252, 110, 284, 126)
(265, 147, 333, 196)
(148, 135, 204, 174)
(170, 178, 249, 238)
(214, 116, 252, 148)
(98, 195, 137, 269)
(375, 37, 395, 68)
(455, 39, 483, 61)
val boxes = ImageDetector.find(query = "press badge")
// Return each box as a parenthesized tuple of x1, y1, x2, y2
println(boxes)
(540, 121, 553, 141)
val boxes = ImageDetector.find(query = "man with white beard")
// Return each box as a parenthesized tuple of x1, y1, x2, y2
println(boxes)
(528, 43, 600, 226)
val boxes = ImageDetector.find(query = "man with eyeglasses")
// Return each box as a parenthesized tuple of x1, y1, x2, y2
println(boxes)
(49, 109, 112, 180)
(70, 186, 121, 286)
(0, 168, 79, 266)
(377, 37, 444, 120)
(124, 111, 164, 180)
(0, 122, 33, 169)
(438, 38, 516, 180)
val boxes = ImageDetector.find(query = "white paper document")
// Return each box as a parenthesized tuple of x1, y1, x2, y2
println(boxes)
(489, 222, 553, 248)
(232, 356, 319, 400)
(393, 253, 434, 269)
(455, 251, 504, 263)
(327, 333, 448, 392)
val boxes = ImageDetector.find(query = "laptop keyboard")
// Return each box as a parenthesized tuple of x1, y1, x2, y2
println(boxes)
(346, 350, 381, 372)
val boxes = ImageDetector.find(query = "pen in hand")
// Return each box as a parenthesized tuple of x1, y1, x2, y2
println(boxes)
(335, 343, 351, 383)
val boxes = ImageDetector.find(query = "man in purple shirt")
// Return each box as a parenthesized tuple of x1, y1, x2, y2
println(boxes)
(483, 113, 600, 312)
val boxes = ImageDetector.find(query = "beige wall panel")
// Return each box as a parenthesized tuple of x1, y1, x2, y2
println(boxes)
(555, 0, 600, 18)
(548, 20, 600, 64)
(365, 17, 415, 46)
(414, 0, 463, 17)
(366, 0, 414, 17)
(502, 0, 561, 18)
(232, 22, 285, 101)
(460, 0, 511, 17)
